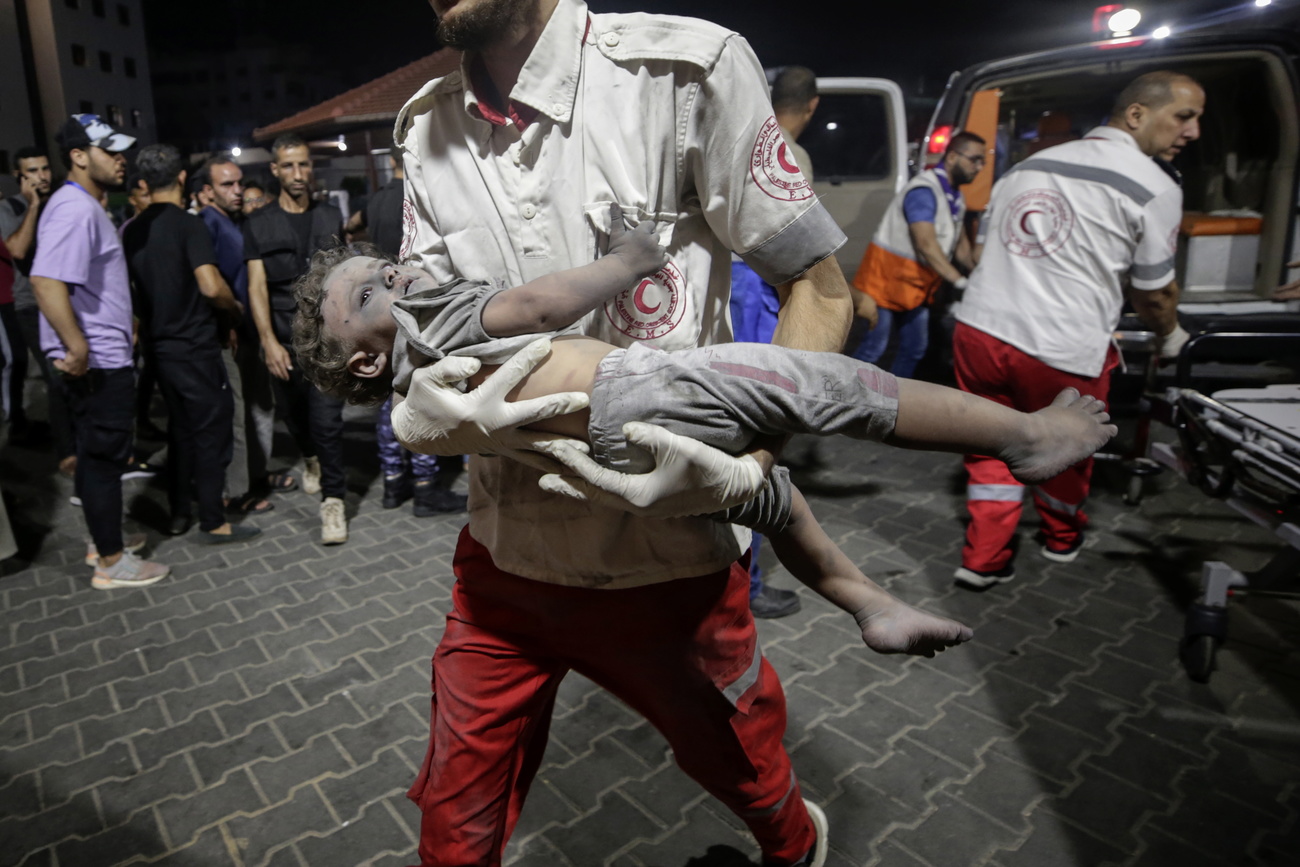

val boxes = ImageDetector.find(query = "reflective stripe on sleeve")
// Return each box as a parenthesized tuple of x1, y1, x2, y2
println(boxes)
(1131, 257, 1175, 283)
(967, 484, 1025, 502)
(722, 642, 764, 706)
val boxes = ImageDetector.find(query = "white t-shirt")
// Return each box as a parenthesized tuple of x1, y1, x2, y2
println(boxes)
(396, 0, 845, 586)
(958, 125, 1182, 377)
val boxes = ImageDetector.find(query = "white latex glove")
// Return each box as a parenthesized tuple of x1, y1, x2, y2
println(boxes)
(391, 337, 590, 473)
(953, 276, 969, 291)
(534, 421, 766, 518)
(1159, 324, 1191, 359)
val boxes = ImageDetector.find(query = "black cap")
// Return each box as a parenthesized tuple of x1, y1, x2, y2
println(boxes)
(55, 113, 136, 154)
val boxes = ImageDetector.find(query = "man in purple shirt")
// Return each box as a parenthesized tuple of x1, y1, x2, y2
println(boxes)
(30, 115, 170, 589)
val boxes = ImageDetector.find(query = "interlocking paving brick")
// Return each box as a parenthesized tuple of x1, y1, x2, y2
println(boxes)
(224, 784, 338, 867)
(3, 419, 1296, 866)
(294, 801, 413, 867)
(252, 735, 355, 804)
(39, 741, 137, 807)
(189, 720, 289, 787)
(155, 768, 265, 848)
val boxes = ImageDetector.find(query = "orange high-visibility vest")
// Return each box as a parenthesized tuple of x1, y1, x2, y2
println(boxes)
(853, 169, 964, 312)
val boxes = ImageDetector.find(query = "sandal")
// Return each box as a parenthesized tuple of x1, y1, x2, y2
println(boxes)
(229, 492, 275, 514)
(267, 472, 298, 493)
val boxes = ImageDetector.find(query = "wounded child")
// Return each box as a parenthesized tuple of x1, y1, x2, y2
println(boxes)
(291, 205, 1117, 657)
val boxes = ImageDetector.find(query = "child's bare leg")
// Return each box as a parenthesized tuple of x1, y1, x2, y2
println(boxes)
(888, 380, 1116, 484)
(766, 487, 973, 657)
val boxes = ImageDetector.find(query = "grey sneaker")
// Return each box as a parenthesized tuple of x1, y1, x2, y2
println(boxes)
(320, 496, 347, 545)
(85, 532, 148, 567)
(303, 456, 323, 495)
(92, 551, 170, 590)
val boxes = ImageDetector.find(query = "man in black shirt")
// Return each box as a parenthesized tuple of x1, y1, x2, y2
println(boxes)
(123, 144, 260, 545)
(243, 135, 348, 544)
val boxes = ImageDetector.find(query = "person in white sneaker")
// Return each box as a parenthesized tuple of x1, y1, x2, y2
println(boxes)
(952, 71, 1204, 589)
(30, 115, 171, 589)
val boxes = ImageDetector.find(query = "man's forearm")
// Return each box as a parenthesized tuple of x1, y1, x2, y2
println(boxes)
(771, 256, 853, 352)
(5, 206, 40, 260)
(31, 276, 86, 352)
(247, 266, 277, 344)
(915, 235, 964, 287)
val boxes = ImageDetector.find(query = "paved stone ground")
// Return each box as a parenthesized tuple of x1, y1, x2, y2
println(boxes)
(1, 404, 1297, 867)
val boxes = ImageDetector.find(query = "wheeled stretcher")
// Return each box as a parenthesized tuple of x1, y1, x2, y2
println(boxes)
(1138, 333, 1300, 682)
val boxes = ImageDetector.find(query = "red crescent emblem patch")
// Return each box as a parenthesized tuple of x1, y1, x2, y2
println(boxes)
(1001, 190, 1074, 259)
(606, 261, 686, 340)
(749, 116, 813, 202)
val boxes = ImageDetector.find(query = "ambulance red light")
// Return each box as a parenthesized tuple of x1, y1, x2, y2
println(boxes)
(927, 125, 952, 155)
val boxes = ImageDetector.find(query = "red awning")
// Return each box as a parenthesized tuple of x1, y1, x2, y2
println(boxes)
(253, 48, 461, 142)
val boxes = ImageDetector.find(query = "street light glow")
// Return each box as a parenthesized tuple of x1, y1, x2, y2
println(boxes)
(1152, 25, 1171, 38)
(337, 135, 348, 152)
(231, 146, 242, 157)
(1255, 0, 1271, 7)
(1107, 7, 1141, 33)
(826, 122, 839, 131)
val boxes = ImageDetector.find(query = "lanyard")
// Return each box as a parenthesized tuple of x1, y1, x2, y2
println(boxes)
(933, 168, 962, 222)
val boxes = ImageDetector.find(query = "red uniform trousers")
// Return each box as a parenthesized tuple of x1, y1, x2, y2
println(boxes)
(406, 526, 815, 867)
(952, 322, 1117, 572)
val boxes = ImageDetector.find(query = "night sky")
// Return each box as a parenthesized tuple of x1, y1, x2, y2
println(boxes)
(143, 0, 1296, 99)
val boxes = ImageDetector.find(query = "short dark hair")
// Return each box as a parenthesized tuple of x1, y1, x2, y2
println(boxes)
(135, 143, 184, 192)
(771, 66, 818, 113)
(243, 176, 265, 193)
(271, 134, 308, 162)
(126, 172, 147, 193)
(292, 243, 394, 407)
(195, 156, 237, 191)
(1110, 70, 1200, 122)
(945, 131, 986, 156)
(13, 146, 47, 171)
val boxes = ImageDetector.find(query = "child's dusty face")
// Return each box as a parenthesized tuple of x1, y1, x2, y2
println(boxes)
(321, 256, 433, 354)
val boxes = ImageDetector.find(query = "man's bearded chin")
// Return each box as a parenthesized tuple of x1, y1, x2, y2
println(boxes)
(437, 0, 532, 51)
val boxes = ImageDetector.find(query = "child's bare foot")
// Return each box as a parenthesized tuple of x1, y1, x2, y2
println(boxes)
(1002, 388, 1117, 484)
(854, 599, 974, 658)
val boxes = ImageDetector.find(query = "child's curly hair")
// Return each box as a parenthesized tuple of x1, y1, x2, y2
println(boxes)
(291, 243, 395, 406)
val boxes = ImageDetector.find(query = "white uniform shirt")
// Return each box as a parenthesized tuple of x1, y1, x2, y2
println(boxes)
(396, 0, 845, 586)
(958, 125, 1182, 378)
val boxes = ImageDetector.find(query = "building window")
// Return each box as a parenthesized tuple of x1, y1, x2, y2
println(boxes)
(71, 44, 86, 67)
(79, 99, 93, 113)
(124, 57, 136, 78)
(130, 108, 141, 128)
(99, 50, 112, 73)
(117, 3, 129, 25)
(107, 104, 123, 126)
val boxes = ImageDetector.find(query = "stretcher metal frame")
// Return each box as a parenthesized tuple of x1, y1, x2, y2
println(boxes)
(1132, 332, 1300, 682)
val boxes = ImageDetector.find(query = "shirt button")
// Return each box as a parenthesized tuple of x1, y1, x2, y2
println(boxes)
(552, 102, 565, 116)
(522, 203, 537, 220)
(512, 149, 521, 166)
(603, 32, 620, 47)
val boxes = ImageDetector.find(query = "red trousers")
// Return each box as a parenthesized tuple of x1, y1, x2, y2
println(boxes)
(407, 526, 815, 866)
(952, 323, 1116, 572)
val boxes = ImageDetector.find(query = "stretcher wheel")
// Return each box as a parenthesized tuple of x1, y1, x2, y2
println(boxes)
(1124, 474, 1144, 506)
(1180, 633, 1219, 683)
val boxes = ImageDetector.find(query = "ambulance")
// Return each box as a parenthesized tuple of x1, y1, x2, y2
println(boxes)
(805, 28, 1300, 310)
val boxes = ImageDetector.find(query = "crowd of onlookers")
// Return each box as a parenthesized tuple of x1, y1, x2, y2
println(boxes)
(0, 113, 465, 589)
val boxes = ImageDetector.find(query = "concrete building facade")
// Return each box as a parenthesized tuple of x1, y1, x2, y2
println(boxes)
(0, 0, 155, 194)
